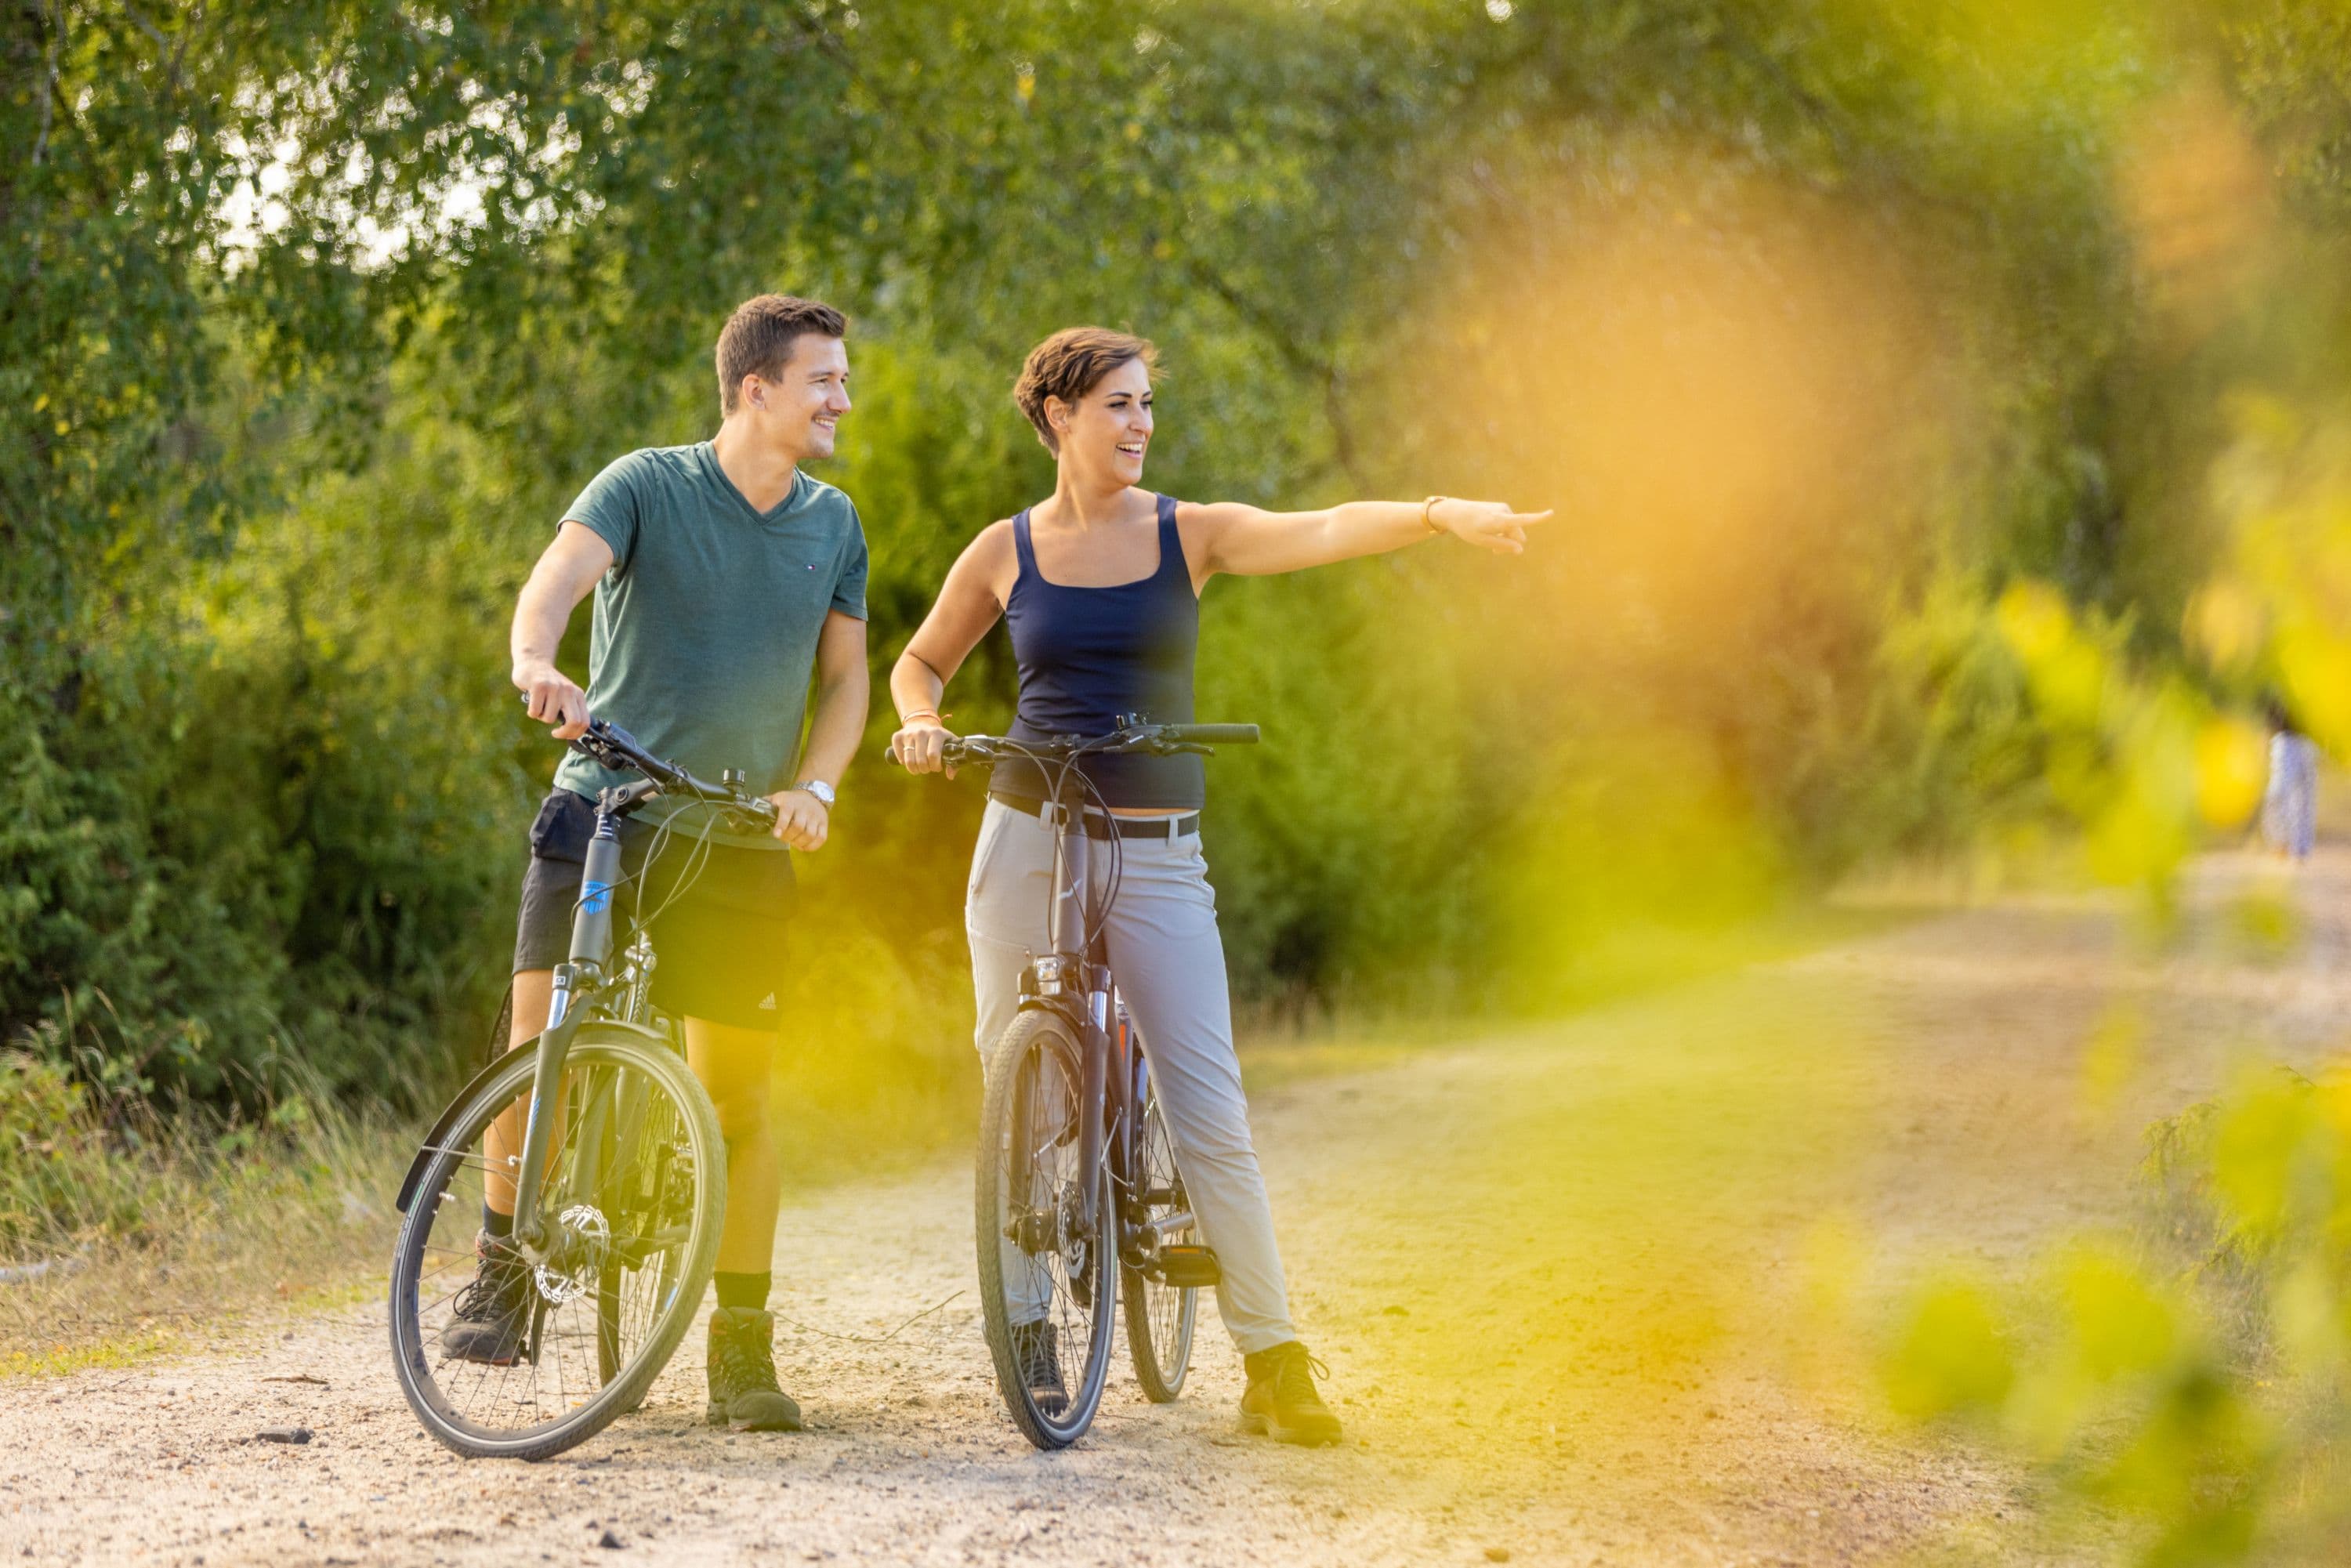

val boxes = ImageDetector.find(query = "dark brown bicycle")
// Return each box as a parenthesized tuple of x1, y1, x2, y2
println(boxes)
(916, 719, 1256, 1448)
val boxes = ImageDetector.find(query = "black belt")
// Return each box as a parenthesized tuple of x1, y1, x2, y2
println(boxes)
(989, 791, 1200, 840)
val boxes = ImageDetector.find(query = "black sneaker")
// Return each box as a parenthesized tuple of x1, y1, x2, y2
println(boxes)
(1009, 1318, 1068, 1416)
(441, 1231, 532, 1365)
(706, 1307, 803, 1432)
(1239, 1342, 1342, 1447)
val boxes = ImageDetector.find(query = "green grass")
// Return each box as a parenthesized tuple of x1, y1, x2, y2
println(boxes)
(0, 1052, 409, 1378)
(1237, 894, 1933, 1092)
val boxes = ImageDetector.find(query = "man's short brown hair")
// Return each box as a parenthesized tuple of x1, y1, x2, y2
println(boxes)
(715, 294, 848, 414)
(1012, 328, 1157, 454)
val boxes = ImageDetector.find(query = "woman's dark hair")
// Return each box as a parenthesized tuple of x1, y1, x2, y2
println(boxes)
(1013, 327, 1157, 454)
(2263, 691, 2299, 735)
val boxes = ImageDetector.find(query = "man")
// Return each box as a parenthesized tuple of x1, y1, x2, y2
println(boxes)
(444, 294, 869, 1434)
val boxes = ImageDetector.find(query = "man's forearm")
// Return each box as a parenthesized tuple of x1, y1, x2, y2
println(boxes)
(510, 578, 571, 680)
(796, 673, 870, 788)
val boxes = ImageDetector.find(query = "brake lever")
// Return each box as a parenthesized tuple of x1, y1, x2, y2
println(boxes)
(721, 797, 781, 834)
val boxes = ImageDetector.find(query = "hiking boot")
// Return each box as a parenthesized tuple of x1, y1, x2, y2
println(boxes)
(1239, 1342, 1342, 1447)
(705, 1307, 803, 1432)
(441, 1231, 532, 1365)
(1009, 1318, 1068, 1416)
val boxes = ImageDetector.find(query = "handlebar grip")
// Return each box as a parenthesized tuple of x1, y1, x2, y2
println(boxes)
(1159, 724, 1259, 746)
(882, 733, 988, 768)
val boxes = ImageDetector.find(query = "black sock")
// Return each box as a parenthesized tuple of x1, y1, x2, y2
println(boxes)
(714, 1270, 772, 1313)
(482, 1205, 514, 1240)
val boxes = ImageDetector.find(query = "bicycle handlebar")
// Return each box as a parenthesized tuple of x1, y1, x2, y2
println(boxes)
(900, 719, 1259, 770)
(1158, 724, 1260, 747)
(527, 698, 780, 829)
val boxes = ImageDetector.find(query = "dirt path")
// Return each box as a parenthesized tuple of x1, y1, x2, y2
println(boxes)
(7, 849, 2343, 1566)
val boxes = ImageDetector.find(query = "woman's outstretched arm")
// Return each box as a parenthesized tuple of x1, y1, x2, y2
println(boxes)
(1186, 496, 1550, 582)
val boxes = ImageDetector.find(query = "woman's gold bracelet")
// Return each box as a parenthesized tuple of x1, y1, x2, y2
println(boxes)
(1422, 495, 1447, 534)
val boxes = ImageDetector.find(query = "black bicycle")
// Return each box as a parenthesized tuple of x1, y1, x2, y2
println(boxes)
(386, 715, 775, 1461)
(905, 718, 1257, 1448)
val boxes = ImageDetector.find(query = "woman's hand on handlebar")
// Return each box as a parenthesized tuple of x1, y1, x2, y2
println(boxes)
(889, 716, 959, 779)
(515, 662, 590, 741)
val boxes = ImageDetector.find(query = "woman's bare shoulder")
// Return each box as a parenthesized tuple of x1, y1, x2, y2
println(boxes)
(952, 518, 1022, 607)
(957, 517, 1017, 565)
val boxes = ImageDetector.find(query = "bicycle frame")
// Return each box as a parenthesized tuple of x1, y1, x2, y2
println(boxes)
(1011, 796, 1194, 1273)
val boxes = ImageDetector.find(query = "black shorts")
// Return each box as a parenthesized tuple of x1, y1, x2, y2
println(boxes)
(513, 790, 796, 1032)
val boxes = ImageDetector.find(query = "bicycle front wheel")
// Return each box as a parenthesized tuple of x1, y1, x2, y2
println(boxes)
(975, 1010, 1116, 1449)
(389, 1027, 726, 1461)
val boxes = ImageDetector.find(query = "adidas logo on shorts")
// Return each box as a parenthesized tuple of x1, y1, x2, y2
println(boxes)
(758, 993, 777, 1011)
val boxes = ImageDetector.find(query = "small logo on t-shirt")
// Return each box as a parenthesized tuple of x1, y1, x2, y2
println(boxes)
(758, 993, 777, 1010)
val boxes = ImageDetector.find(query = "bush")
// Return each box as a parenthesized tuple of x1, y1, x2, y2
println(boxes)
(1879, 1066, 2351, 1564)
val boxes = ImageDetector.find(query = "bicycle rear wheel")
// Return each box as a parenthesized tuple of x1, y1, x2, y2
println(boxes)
(1121, 1046, 1199, 1402)
(975, 1009, 1116, 1449)
(389, 1027, 726, 1461)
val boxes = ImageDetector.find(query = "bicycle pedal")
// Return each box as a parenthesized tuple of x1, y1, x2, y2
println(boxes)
(1154, 1244, 1221, 1288)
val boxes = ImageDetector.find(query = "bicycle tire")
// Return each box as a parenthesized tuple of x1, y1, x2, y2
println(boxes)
(596, 1057, 686, 1406)
(599, 1243, 681, 1416)
(975, 1010, 1117, 1449)
(389, 1027, 726, 1461)
(1121, 1048, 1198, 1403)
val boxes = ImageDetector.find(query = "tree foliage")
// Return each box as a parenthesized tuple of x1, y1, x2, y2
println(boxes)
(6, 0, 2349, 1100)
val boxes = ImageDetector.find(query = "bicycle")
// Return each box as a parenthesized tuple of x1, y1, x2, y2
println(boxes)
(904, 717, 1258, 1449)
(387, 715, 777, 1461)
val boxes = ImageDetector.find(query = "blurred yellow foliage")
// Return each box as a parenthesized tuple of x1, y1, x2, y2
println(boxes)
(2193, 716, 2268, 827)
(1885, 1064, 2351, 1556)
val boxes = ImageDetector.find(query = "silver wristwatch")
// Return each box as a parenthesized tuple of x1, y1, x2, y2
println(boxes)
(792, 779, 836, 807)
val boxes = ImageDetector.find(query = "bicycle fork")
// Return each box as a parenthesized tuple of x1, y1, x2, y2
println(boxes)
(512, 809, 623, 1251)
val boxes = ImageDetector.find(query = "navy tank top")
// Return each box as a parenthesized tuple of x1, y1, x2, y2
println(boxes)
(997, 494, 1204, 809)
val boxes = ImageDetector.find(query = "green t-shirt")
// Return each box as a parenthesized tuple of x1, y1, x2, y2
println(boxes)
(549, 442, 868, 850)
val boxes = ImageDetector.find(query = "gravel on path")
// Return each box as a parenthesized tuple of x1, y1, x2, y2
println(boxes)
(6, 847, 2338, 1566)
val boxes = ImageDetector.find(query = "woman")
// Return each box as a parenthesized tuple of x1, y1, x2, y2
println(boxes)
(2262, 693, 2319, 862)
(889, 327, 1546, 1446)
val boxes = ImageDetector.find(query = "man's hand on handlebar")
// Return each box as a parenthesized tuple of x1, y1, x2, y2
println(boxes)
(889, 716, 959, 779)
(516, 661, 590, 741)
(768, 788, 830, 852)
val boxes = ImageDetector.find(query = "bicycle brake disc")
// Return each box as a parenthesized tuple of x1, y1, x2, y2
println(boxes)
(534, 1203, 611, 1305)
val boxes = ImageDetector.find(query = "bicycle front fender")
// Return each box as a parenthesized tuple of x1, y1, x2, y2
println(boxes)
(393, 1019, 672, 1215)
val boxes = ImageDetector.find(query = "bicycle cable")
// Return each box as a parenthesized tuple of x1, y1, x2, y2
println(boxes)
(563, 794, 726, 958)
(627, 805, 723, 936)
(1021, 738, 1129, 957)
(1070, 755, 1128, 954)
